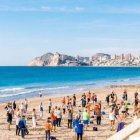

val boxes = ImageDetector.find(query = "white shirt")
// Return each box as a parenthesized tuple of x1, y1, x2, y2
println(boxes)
(56, 110, 62, 118)
(48, 101, 52, 107)
(109, 112, 115, 121)
(20, 104, 25, 110)
(16, 118, 20, 125)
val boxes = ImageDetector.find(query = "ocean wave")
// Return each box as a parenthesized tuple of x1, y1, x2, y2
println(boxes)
(43, 86, 69, 90)
(0, 87, 25, 92)
(0, 86, 70, 98)
(0, 90, 37, 98)
(122, 78, 130, 82)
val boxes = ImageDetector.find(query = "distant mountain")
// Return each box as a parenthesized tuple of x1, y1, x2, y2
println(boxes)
(28, 52, 89, 66)
(28, 52, 140, 66)
(92, 53, 111, 60)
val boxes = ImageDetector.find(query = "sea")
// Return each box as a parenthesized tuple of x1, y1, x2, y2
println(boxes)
(0, 66, 140, 102)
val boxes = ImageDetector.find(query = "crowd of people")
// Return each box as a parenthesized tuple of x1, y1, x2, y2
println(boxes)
(4, 89, 140, 140)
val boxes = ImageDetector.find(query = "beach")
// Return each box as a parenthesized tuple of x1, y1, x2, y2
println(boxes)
(0, 84, 139, 140)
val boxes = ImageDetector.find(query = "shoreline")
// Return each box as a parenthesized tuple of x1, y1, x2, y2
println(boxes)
(0, 83, 140, 108)
(1, 83, 140, 104)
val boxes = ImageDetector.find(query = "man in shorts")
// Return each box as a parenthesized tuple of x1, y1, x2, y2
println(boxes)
(83, 109, 89, 130)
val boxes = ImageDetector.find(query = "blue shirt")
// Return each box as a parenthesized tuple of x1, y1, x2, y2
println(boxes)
(78, 113, 81, 120)
(73, 118, 79, 127)
(76, 123, 83, 134)
(18, 118, 26, 128)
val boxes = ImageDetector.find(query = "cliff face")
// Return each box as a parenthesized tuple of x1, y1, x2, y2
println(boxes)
(28, 52, 86, 66)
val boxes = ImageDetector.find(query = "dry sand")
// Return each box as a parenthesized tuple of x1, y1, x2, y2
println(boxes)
(0, 84, 139, 140)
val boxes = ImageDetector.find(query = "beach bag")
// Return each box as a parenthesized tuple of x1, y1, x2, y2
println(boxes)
(102, 111, 106, 115)
(93, 127, 98, 131)
(117, 122, 124, 132)
(50, 136, 56, 140)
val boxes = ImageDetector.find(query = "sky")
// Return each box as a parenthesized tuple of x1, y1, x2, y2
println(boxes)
(0, 0, 140, 65)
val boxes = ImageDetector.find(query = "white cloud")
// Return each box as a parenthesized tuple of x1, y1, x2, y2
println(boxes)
(0, 5, 85, 13)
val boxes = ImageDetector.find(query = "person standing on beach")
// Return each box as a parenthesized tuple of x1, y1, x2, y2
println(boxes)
(44, 119, 52, 140)
(24, 99, 28, 113)
(50, 111, 57, 132)
(109, 109, 115, 131)
(124, 99, 129, 114)
(68, 109, 73, 129)
(73, 115, 80, 131)
(32, 108, 37, 130)
(124, 89, 128, 100)
(76, 120, 84, 140)
(110, 90, 115, 103)
(56, 108, 62, 127)
(54, 106, 58, 126)
(16, 114, 20, 135)
(83, 109, 89, 130)
(95, 108, 102, 125)
(39, 102, 44, 119)
(67, 102, 73, 111)
(73, 94, 76, 107)
(86, 91, 91, 103)
(7, 109, 13, 130)
(13, 101, 16, 111)
(12, 101, 16, 116)
(106, 94, 110, 107)
(81, 94, 86, 109)
(20, 102, 25, 116)
(18, 115, 27, 138)
(48, 99, 52, 113)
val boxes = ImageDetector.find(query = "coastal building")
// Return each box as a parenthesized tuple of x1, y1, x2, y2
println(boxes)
(125, 53, 132, 61)
(120, 54, 125, 60)
(91, 53, 111, 61)
(113, 54, 131, 61)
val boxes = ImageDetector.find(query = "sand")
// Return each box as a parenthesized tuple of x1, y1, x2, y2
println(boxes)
(0, 84, 139, 140)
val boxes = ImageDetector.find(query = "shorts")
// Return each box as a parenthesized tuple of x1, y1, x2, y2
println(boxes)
(126, 108, 128, 112)
(83, 120, 89, 125)
(122, 111, 126, 114)
(51, 120, 56, 126)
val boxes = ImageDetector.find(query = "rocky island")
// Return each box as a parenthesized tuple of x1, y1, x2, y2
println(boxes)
(29, 52, 140, 66)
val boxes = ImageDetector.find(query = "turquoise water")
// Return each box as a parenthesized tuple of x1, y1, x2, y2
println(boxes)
(0, 66, 140, 101)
